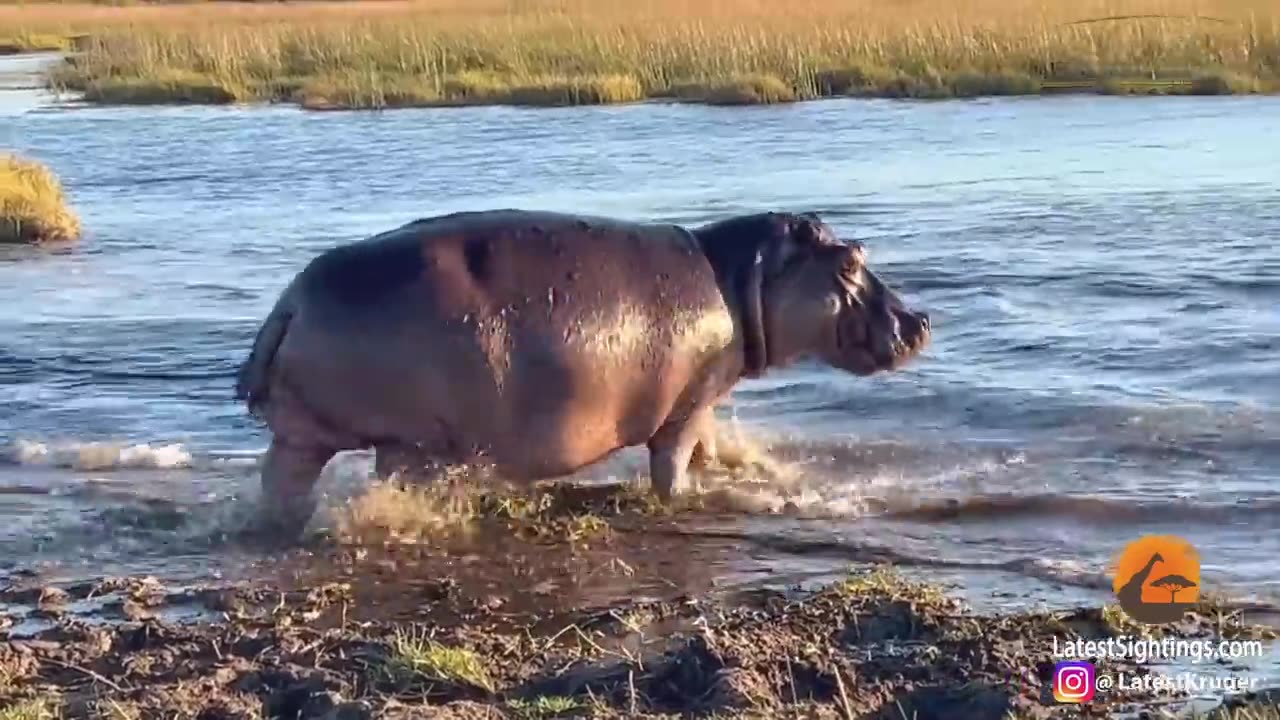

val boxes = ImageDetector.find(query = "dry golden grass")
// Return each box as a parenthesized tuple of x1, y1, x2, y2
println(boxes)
(0, 31, 72, 55)
(0, 153, 81, 245)
(8, 0, 1275, 105)
(0, 698, 59, 720)
(1202, 705, 1280, 720)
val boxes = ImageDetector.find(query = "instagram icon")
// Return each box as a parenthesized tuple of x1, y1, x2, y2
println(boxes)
(1053, 661, 1096, 703)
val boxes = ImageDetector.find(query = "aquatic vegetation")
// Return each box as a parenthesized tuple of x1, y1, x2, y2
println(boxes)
(332, 476, 656, 547)
(672, 74, 799, 105)
(5, 0, 1278, 108)
(0, 153, 81, 245)
(833, 564, 951, 606)
(78, 69, 255, 105)
(331, 477, 480, 544)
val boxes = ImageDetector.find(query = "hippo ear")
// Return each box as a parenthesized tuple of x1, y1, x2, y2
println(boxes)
(760, 212, 831, 276)
(792, 212, 839, 248)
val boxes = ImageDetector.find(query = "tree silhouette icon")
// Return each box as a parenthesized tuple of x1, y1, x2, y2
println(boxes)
(1151, 574, 1197, 603)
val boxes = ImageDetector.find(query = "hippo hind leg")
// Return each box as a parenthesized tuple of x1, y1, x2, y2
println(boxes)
(256, 438, 336, 539)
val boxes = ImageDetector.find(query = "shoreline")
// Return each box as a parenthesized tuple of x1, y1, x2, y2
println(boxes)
(4, 0, 1277, 110)
(3, 480, 1280, 718)
(3, 563, 1280, 719)
(19, 54, 1280, 112)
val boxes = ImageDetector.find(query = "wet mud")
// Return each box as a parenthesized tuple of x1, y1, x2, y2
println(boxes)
(3, 481, 1280, 720)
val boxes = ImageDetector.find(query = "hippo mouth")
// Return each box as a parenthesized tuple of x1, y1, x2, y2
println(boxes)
(836, 305, 931, 376)
(876, 307, 931, 370)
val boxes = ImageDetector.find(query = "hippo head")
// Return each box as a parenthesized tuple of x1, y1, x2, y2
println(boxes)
(764, 228, 930, 376)
(695, 211, 931, 378)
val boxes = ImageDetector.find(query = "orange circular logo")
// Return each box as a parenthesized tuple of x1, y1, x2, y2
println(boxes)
(1111, 535, 1201, 624)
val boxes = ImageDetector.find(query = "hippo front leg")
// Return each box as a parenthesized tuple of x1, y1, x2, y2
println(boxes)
(648, 406, 715, 502)
(257, 438, 335, 539)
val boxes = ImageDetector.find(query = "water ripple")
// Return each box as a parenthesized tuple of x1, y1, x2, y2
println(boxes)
(2, 89, 1279, 598)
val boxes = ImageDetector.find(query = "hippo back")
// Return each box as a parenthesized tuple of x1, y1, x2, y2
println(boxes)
(297, 209, 722, 325)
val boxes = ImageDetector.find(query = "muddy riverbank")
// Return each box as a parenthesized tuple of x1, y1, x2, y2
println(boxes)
(3, 565, 1280, 719)
(3, 482, 1280, 719)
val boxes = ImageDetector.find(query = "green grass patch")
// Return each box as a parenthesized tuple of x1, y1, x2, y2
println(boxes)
(473, 484, 618, 543)
(505, 696, 585, 719)
(833, 565, 952, 606)
(328, 476, 642, 546)
(382, 628, 496, 694)
(0, 153, 81, 245)
(0, 699, 59, 720)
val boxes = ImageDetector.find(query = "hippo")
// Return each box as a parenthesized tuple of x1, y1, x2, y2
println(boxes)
(235, 209, 931, 536)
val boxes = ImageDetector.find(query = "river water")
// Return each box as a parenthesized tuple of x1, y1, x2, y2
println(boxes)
(2, 56, 1279, 626)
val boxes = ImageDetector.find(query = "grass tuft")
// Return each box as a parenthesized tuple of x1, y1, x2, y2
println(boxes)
(331, 477, 478, 544)
(833, 565, 950, 606)
(672, 73, 798, 105)
(0, 699, 59, 720)
(295, 71, 645, 109)
(78, 69, 252, 104)
(383, 627, 496, 693)
(0, 153, 82, 245)
(504, 74, 646, 107)
(0, 32, 72, 55)
(296, 72, 441, 110)
(1190, 68, 1263, 93)
(329, 475, 630, 546)
(505, 696, 584, 719)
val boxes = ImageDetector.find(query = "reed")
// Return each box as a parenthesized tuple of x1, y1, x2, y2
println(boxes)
(0, 153, 81, 245)
(4, 0, 1278, 108)
(0, 31, 72, 55)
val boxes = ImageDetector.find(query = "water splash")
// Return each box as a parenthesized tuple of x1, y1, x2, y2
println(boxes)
(5, 439, 193, 470)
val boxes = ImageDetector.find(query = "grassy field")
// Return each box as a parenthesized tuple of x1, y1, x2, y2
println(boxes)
(0, 154, 81, 245)
(1, 0, 1278, 108)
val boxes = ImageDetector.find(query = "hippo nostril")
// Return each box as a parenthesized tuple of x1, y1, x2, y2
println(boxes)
(919, 313, 930, 331)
